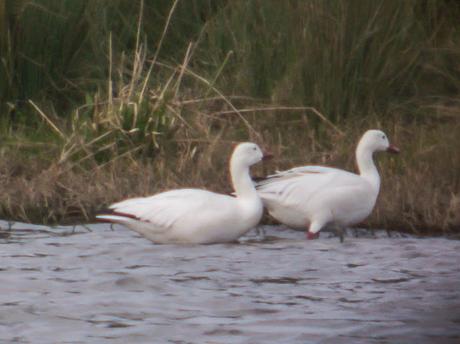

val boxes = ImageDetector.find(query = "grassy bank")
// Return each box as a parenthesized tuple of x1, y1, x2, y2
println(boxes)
(0, 112, 460, 233)
(1, 112, 459, 233)
(0, 0, 459, 233)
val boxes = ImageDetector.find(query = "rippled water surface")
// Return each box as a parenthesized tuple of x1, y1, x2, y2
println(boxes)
(1, 220, 459, 343)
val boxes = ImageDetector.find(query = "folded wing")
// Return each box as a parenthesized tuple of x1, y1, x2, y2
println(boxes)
(108, 189, 235, 231)
(256, 165, 364, 210)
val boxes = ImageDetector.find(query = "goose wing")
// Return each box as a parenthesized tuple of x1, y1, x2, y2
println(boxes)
(256, 165, 364, 208)
(109, 189, 235, 230)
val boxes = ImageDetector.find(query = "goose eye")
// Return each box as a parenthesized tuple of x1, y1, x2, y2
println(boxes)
(253, 147, 257, 151)
(381, 135, 385, 140)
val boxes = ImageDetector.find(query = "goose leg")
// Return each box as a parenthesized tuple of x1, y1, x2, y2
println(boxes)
(307, 219, 326, 240)
(306, 231, 319, 240)
(255, 226, 266, 240)
(335, 224, 344, 243)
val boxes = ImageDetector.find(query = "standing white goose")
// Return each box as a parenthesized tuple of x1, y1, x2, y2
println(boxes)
(256, 130, 399, 239)
(96, 142, 271, 244)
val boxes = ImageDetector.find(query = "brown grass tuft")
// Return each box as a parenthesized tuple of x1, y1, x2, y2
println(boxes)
(1, 105, 459, 234)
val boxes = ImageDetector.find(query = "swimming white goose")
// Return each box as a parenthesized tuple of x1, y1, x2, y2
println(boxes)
(96, 142, 271, 244)
(256, 130, 399, 240)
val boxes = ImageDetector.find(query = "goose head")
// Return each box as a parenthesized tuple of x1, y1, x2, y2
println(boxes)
(359, 130, 400, 154)
(231, 142, 272, 199)
(231, 142, 271, 167)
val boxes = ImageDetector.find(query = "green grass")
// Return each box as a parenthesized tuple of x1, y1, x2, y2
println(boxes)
(2, 0, 459, 123)
(196, 0, 460, 119)
(1, 0, 221, 116)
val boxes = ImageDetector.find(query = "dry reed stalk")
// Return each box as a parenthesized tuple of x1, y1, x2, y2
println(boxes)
(154, 60, 259, 138)
(213, 106, 344, 136)
(128, 0, 145, 101)
(174, 42, 194, 99)
(139, 0, 179, 102)
(28, 100, 65, 139)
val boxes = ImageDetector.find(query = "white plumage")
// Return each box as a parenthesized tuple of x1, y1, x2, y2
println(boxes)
(96, 142, 269, 244)
(256, 130, 399, 239)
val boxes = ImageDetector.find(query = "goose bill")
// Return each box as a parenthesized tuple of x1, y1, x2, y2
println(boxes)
(387, 144, 400, 154)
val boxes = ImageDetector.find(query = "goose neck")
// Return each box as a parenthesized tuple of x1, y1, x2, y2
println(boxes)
(230, 160, 257, 199)
(356, 143, 380, 191)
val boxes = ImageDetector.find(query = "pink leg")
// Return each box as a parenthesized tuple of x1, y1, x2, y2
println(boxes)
(306, 218, 327, 240)
(306, 231, 319, 240)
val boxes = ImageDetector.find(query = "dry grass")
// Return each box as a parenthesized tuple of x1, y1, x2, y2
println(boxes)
(1, 105, 459, 234)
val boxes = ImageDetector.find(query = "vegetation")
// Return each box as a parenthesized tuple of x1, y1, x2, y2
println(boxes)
(0, 0, 459, 233)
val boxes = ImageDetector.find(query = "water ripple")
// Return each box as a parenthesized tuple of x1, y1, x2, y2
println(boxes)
(0, 220, 459, 343)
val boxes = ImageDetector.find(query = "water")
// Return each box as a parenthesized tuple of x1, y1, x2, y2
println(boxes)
(1, 220, 459, 343)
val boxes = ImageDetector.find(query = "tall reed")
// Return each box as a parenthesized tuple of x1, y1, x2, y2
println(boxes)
(195, 0, 460, 120)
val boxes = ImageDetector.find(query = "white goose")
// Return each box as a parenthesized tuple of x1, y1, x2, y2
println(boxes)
(96, 142, 271, 244)
(256, 130, 399, 239)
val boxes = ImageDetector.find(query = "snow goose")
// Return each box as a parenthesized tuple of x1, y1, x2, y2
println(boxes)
(96, 142, 271, 244)
(256, 130, 399, 240)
